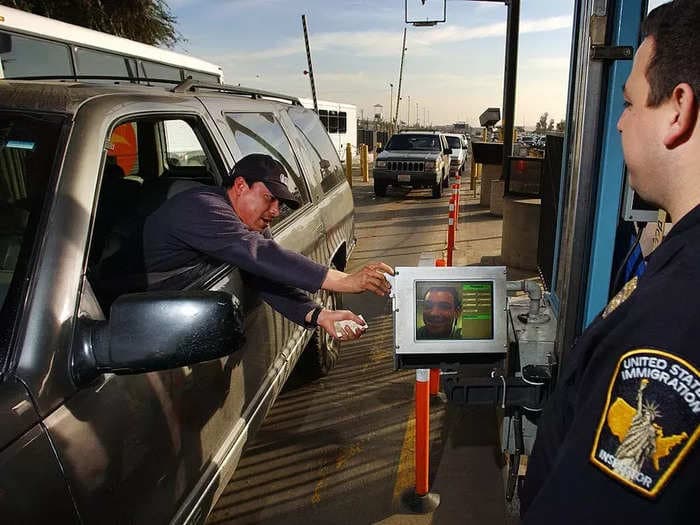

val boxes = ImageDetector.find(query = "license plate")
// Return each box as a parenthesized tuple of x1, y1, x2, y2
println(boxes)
(398, 174, 411, 182)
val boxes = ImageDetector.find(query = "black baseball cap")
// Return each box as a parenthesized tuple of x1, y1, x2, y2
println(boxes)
(229, 154, 300, 210)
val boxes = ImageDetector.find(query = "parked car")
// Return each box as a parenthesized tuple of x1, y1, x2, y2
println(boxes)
(0, 79, 355, 523)
(444, 133, 468, 176)
(372, 131, 452, 198)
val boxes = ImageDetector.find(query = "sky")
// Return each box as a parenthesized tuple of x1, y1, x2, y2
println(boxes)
(168, 0, 577, 128)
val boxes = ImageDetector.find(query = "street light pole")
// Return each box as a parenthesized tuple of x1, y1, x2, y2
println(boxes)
(389, 83, 394, 132)
(407, 95, 411, 126)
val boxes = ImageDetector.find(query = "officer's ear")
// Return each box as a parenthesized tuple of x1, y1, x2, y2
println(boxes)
(663, 82, 697, 148)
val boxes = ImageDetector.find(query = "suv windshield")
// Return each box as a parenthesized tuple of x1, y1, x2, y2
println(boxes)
(386, 134, 441, 152)
(446, 136, 462, 149)
(0, 112, 64, 372)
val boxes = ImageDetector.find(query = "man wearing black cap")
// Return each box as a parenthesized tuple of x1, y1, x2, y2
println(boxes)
(142, 153, 392, 340)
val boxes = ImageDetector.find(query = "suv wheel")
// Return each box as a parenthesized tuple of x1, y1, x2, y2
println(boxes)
(296, 285, 341, 380)
(432, 178, 443, 198)
(374, 180, 387, 197)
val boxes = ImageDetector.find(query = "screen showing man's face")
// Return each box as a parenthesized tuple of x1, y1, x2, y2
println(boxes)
(415, 281, 494, 341)
(422, 289, 460, 338)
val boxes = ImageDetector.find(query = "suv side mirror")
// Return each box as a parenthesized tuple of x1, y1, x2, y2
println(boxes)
(376, 146, 383, 154)
(71, 291, 244, 387)
(444, 147, 452, 155)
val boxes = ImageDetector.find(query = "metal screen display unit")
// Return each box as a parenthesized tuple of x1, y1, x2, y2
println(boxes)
(393, 266, 507, 361)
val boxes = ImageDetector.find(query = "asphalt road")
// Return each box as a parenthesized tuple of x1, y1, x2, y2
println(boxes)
(207, 175, 520, 525)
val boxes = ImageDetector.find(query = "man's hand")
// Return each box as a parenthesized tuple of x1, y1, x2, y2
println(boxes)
(315, 308, 368, 341)
(322, 262, 394, 296)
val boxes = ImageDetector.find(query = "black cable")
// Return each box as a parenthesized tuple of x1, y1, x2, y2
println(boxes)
(611, 222, 645, 295)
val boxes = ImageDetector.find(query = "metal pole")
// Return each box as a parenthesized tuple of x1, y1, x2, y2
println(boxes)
(301, 14, 318, 113)
(408, 95, 411, 125)
(395, 28, 407, 127)
(501, 0, 520, 183)
(390, 83, 394, 132)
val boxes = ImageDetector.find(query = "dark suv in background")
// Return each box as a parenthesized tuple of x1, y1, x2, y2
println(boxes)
(0, 79, 355, 523)
(372, 130, 452, 198)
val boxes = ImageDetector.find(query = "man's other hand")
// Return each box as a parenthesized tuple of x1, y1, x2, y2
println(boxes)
(323, 262, 394, 296)
(317, 309, 367, 341)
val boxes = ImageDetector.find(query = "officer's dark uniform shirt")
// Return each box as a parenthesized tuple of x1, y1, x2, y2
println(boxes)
(143, 186, 327, 326)
(520, 204, 700, 523)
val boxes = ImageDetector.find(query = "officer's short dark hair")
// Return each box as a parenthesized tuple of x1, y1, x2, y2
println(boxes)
(643, 0, 700, 107)
(424, 286, 462, 310)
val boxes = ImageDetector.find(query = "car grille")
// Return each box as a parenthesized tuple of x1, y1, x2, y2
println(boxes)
(388, 160, 424, 172)
(450, 159, 460, 166)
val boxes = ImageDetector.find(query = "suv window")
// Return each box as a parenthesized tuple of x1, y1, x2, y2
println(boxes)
(89, 116, 221, 310)
(164, 120, 206, 167)
(386, 134, 441, 152)
(288, 106, 345, 194)
(0, 111, 65, 371)
(225, 112, 309, 223)
(446, 136, 462, 149)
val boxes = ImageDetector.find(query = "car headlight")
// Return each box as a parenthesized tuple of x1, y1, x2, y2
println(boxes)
(424, 161, 435, 170)
(375, 160, 386, 168)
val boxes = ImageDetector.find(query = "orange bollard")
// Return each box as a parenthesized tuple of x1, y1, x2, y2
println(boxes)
(446, 218, 454, 267)
(415, 369, 430, 496)
(452, 183, 460, 232)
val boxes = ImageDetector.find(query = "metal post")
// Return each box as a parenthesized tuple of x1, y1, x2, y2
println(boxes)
(361, 144, 369, 182)
(345, 143, 352, 187)
(407, 95, 411, 126)
(501, 0, 520, 185)
(301, 15, 318, 113)
(389, 83, 394, 132)
(395, 28, 407, 127)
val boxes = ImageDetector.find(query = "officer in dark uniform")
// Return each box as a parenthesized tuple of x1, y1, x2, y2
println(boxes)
(520, 1, 700, 522)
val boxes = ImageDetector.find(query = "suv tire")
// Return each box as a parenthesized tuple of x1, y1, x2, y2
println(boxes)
(296, 284, 342, 380)
(432, 178, 443, 198)
(374, 180, 388, 197)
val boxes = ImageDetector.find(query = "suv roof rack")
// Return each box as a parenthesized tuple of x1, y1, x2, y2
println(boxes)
(4, 76, 303, 106)
(398, 129, 441, 134)
(172, 79, 302, 105)
(6, 75, 182, 84)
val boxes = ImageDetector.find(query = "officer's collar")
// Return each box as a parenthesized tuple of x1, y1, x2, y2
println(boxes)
(644, 203, 700, 276)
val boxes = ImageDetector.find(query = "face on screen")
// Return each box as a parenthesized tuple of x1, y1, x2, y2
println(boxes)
(419, 287, 462, 339)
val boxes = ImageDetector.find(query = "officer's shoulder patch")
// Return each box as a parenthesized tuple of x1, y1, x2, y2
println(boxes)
(590, 348, 700, 497)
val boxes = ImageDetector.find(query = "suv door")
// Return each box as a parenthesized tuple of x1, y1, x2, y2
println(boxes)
(205, 100, 329, 361)
(0, 109, 80, 522)
(6, 95, 281, 523)
(37, 104, 253, 523)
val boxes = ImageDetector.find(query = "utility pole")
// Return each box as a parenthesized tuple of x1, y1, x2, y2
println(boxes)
(407, 95, 411, 126)
(301, 14, 318, 112)
(394, 28, 407, 127)
(389, 83, 394, 131)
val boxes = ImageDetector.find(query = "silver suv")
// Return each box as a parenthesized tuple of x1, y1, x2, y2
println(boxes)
(0, 79, 354, 523)
(372, 130, 452, 198)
